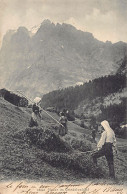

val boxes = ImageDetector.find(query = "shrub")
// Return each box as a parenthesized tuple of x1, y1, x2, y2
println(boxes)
(67, 114, 75, 121)
(80, 120, 85, 128)
(118, 146, 127, 153)
(69, 132, 77, 137)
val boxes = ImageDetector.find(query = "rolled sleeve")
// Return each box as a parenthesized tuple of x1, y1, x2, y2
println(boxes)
(97, 131, 107, 150)
(113, 136, 117, 147)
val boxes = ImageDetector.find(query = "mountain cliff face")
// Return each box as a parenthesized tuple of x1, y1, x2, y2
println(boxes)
(0, 19, 127, 98)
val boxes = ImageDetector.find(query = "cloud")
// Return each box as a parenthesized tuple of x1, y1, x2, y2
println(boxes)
(0, 0, 127, 45)
(65, 7, 127, 42)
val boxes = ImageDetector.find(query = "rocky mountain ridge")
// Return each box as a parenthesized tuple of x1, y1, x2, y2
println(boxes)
(0, 19, 127, 98)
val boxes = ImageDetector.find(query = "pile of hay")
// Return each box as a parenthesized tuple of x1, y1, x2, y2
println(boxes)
(36, 150, 104, 178)
(12, 127, 105, 178)
(13, 127, 71, 153)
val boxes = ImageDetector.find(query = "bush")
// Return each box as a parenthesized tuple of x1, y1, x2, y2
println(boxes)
(67, 114, 75, 121)
(118, 146, 127, 153)
(69, 132, 77, 137)
(80, 120, 85, 128)
(117, 127, 127, 138)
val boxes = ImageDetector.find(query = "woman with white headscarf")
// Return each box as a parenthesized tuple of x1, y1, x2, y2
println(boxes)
(92, 120, 117, 179)
(29, 97, 42, 127)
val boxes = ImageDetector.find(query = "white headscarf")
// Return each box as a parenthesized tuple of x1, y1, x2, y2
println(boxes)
(97, 120, 116, 149)
(33, 97, 41, 104)
(101, 120, 114, 133)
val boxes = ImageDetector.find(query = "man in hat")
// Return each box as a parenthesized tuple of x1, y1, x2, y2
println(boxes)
(92, 120, 117, 179)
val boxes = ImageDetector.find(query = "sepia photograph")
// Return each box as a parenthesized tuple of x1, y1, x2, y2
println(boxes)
(0, 0, 127, 193)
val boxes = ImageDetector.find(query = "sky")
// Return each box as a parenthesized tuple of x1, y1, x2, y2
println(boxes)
(0, 0, 127, 46)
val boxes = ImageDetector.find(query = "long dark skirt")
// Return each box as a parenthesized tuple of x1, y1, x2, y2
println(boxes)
(29, 117, 38, 127)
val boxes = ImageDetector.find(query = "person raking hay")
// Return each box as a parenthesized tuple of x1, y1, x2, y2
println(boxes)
(92, 120, 117, 179)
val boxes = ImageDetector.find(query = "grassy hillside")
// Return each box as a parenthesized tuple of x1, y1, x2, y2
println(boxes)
(0, 97, 127, 182)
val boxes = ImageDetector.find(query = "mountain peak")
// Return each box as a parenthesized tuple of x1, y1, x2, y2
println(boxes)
(0, 21, 127, 97)
(41, 19, 52, 26)
(35, 19, 56, 37)
(17, 26, 29, 35)
(2, 30, 16, 41)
